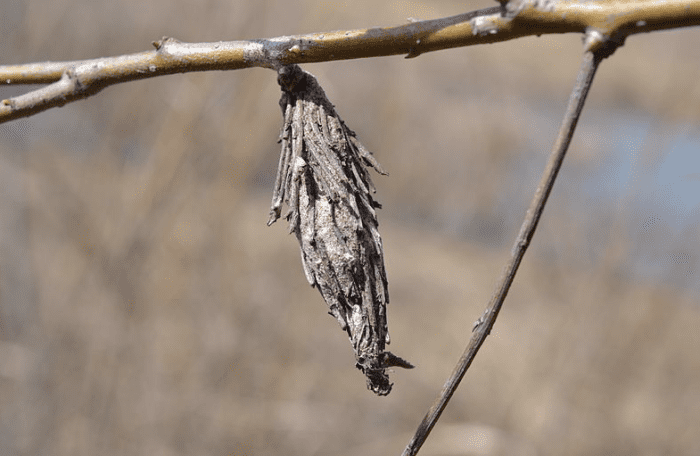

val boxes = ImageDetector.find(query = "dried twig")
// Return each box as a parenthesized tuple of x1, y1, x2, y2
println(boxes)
(402, 31, 617, 454)
(268, 64, 412, 396)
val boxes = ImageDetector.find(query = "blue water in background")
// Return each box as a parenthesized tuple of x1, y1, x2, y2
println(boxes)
(583, 112, 700, 228)
(574, 110, 699, 291)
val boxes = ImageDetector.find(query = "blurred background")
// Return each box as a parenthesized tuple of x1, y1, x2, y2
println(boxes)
(1, 1, 699, 455)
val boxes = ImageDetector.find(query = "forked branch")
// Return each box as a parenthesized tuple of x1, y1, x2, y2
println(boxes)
(2, 0, 700, 123)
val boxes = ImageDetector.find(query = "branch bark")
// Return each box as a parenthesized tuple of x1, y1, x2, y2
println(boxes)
(2, 0, 700, 124)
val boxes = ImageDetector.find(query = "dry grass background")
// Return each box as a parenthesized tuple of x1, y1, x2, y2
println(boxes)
(1, 1, 699, 455)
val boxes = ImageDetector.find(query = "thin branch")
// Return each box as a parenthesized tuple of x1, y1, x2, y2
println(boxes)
(402, 37, 607, 456)
(2, 0, 700, 124)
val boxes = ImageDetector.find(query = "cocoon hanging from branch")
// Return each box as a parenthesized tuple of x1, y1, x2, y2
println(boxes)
(268, 64, 412, 396)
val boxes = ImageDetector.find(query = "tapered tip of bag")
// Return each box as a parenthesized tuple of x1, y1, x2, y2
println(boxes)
(383, 351, 414, 369)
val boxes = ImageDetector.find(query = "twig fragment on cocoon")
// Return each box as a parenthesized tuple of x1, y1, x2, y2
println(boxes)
(268, 64, 413, 396)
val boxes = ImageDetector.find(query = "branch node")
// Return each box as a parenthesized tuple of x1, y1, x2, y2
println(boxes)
(502, 0, 556, 18)
(471, 14, 504, 37)
(405, 39, 423, 59)
(583, 28, 626, 59)
(61, 69, 84, 94)
(152, 37, 167, 50)
(153, 36, 182, 54)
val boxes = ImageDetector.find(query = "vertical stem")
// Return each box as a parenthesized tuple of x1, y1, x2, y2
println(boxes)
(403, 50, 602, 456)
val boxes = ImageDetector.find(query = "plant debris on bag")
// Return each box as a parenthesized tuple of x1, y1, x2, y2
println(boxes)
(268, 64, 413, 395)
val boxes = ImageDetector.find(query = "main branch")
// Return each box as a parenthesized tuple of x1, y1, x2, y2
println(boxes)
(1, 0, 700, 123)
